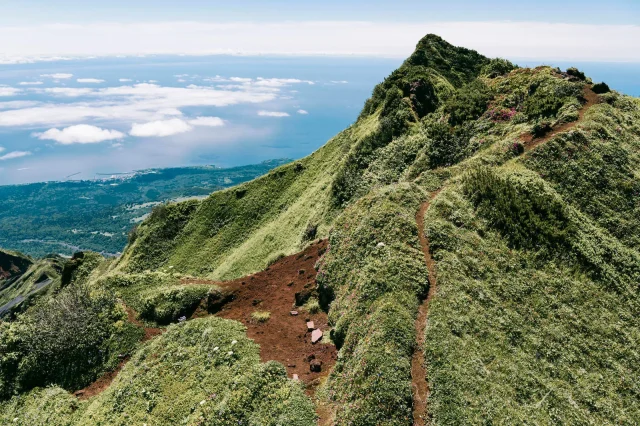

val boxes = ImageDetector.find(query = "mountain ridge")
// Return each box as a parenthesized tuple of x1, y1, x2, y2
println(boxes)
(1, 34, 640, 425)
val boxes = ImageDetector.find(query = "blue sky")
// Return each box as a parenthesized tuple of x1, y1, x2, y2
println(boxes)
(1, 0, 639, 25)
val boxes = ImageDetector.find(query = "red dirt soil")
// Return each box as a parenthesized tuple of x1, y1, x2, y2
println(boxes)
(188, 239, 337, 396)
(74, 240, 336, 406)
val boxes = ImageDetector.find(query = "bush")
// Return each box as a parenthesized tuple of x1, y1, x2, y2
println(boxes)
(444, 79, 493, 126)
(425, 121, 475, 168)
(566, 67, 586, 80)
(481, 58, 518, 78)
(0, 284, 141, 398)
(138, 285, 216, 324)
(592, 82, 610, 94)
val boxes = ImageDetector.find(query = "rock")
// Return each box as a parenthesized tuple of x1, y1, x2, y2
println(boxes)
(306, 321, 315, 331)
(310, 359, 322, 372)
(293, 374, 299, 380)
(311, 329, 323, 343)
(377, 242, 385, 248)
(290, 310, 299, 316)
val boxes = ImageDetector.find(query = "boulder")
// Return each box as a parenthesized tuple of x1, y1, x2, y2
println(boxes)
(306, 321, 315, 331)
(311, 329, 323, 343)
(290, 310, 299, 316)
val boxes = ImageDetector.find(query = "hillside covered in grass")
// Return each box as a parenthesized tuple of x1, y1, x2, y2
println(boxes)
(1, 34, 640, 425)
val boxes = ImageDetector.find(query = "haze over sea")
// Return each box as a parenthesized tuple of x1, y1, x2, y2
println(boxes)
(0, 55, 637, 185)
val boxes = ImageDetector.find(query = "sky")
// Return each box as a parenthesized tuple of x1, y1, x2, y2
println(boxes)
(0, 1, 638, 184)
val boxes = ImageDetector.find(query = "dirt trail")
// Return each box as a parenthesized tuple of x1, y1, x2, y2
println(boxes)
(521, 85, 599, 151)
(189, 240, 337, 396)
(75, 241, 336, 404)
(408, 85, 599, 424)
(412, 189, 441, 426)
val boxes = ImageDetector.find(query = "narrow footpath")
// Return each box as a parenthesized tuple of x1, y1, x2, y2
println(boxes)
(411, 189, 441, 426)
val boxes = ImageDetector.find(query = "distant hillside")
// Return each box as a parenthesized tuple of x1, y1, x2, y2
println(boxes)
(1, 35, 639, 425)
(0, 159, 289, 258)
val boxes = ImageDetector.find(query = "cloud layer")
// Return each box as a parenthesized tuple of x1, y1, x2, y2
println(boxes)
(36, 124, 125, 144)
(0, 21, 639, 61)
(0, 83, 279, 128)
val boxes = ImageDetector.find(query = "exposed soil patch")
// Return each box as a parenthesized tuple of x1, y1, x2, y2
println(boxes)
(125, 305, 165, 342)
(188, 240, 337, 395)
(521, 85, 599, 151)
(412, 190, 441, 426)
(74, 358, 128, 400)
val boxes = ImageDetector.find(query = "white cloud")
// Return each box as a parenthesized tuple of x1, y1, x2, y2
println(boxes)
(42, 87, 94, 97)
(19, 81, 44, 86)
(0, 146, 4, 153)
(258, 110, 290, 117)
(0, 101, 40, 110)
(41, 73, 73, 79)
(188, 116, 225, 127)
(0, 21, 637, 61)
(130, 118, 193, 137)
(0, 151, 31, 161)
(0, 87, 21, 97)
(330, 80, 349, 84)
(177, 79, 186, 82)
(77, 78, 105, 83)
(297, 109, 308, 115)
(35, 124, 125, 144)
(0, 83, 276, 127)
(254, 78, 314, 87)
(119, 78, 132, 82)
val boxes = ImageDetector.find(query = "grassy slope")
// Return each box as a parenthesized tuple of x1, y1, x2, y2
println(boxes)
(1, 317, 316, 426)
(423, 93, 640, 424)
(116, 113, 379, 280)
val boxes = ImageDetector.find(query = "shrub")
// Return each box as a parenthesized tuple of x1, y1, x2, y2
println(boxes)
(251, 310, 271, 323)
(0, 283, 141, 398)
(566, 67, 586, 80)
(444, 79, 493, 125)
(592, 82, 610, 94)
(302, 223, 318, 242)
(138, 285, 215, 324)
(481, 58, 518, 78)
(532, 120, 552, 137)
(425, 121, 475, 168)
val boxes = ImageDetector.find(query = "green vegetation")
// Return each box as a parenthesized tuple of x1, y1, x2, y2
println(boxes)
(0, 282, 142, 399)
(0, 160, 289, 258)
(2, 34, 640, 425)
(0, 317, 316, 425)
(251, 310, 271, 322)
(317, 184, 428, 425)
